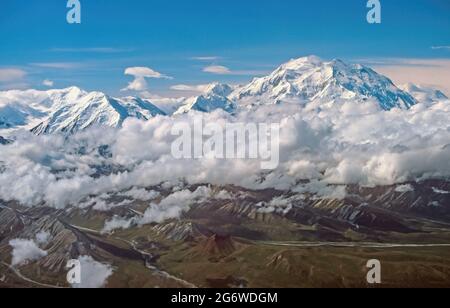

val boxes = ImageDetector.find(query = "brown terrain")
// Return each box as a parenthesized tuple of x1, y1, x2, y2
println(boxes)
(0, 180, 449, 288)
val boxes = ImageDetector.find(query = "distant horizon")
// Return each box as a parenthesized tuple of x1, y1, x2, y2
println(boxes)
(1, 1, 450, 290)
(1, 0, 449, 95)
(1, 55, 449, 99)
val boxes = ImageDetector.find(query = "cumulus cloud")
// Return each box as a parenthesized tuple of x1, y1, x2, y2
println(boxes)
(215, 190, 233, 200)
(0, 98, 449, 212)
(395, 184, 414, 193)
(72, 256, 113, 288)
(119, 187, 160, 201)
(35, 231, 51, 246)
(139, 186, 213, 224)
(257, 195, 295, 215)
(103, 216, 137, 233)
(42, 79, 54, 87)
(124, 67, 171, 79)
(103, 187, 233, 232)
(432, 187, 449, 194)
(122, 67, 172, 92)
(9, 239, 47, 266)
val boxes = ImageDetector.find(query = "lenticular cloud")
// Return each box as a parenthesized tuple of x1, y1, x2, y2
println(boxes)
(0, 99, 449, 208)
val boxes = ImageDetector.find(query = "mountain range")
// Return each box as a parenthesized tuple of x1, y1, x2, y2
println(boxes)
(0, 56, 447, 135)
(1, 56, 450, 288)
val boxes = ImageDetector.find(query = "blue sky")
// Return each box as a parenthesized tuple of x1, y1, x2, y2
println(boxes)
(0, 0, 449, 95)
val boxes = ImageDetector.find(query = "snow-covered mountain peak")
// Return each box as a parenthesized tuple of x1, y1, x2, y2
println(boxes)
(231, 56, 417, 110)
(30, 89, 166, 135)
(47, 86, 86, 100)
(174, 83, 236, 115)
(118, 96, 167, 118)
(203, 83, 233, 97)
(282, 55, 323, 69)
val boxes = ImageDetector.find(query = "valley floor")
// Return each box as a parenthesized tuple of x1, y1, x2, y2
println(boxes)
(1, 181, 450, 288)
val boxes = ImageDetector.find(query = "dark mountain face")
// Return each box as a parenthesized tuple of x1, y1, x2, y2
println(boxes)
(0, 136, 11, 145)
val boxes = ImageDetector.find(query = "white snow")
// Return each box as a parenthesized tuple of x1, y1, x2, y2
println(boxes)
(229, 56, 417, 110)
(0, 56, 449, 210)
(174, 83, 236, 115)
(0, 87, 166, 135)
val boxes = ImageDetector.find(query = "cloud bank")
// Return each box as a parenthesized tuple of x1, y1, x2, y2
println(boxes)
(371, 58, 450, 95)
(0, 98, 449, 212)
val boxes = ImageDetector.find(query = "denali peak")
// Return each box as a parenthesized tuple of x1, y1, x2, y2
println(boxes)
(229, 56, 418, 110)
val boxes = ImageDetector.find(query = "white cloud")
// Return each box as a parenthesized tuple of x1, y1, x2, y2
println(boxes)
(170, 84, 211, 93)
(122, 67, 172, 92)
(35, 231, 51, 246)
(42, 79, 54, 87)
(139, 186, 213, 224)
(0, 68, 27, 82)
(215, 190, 233, 200)
(0, 98, 449, 210)
(121, 77, 148, 92)
(431, 46, 450, 50)
(102, 187, 233, 231)
(202, 65, 267, 76)
(103, 216, 137, 233)
(50, 47, 133, 53)
(9, 239, 47, 266)
(124, 67, 171, 79)
(72, 256, 113, 288)
(31, 62, 81, 69)
(395, 184, 414, 193)
(203, 65, 232, 75)
(432, 187, 449, 194)
(119, 187, 160, 201)
(191, 56, 222, 61)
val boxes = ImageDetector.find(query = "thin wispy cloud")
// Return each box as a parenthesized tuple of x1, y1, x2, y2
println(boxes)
(0, 68, 27, 82)
(0, 68, 29, 90)
(170, 84, 211, 94)
(190, 56, 222, 61)
(431, 46, 450, 50)
(203, 65, 268, 76)
(50, 47, 134, 53)
(203, 65, 232, 75)
(31, 62, 82, 69)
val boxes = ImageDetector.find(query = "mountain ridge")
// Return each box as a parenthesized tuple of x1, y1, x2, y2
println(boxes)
(230, 56, 418, 110)
(1, 56, 448, 135)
